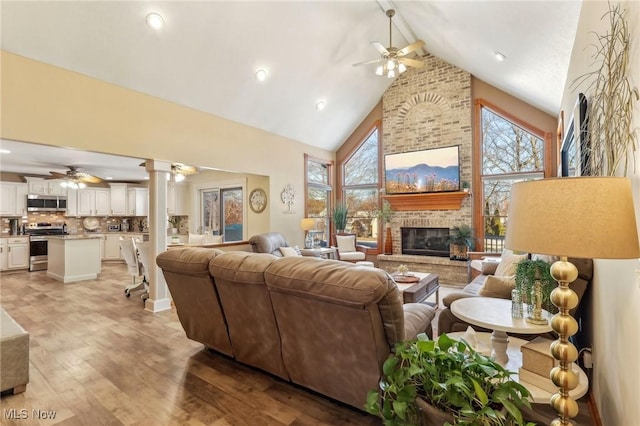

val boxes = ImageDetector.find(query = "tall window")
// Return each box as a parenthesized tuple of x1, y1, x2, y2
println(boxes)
(342, 126, 379, 248)
(476, 102, 548, 252)
(305, 156, 332, 246)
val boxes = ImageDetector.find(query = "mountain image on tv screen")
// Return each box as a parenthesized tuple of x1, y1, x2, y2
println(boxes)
(384, 146, 460, 194)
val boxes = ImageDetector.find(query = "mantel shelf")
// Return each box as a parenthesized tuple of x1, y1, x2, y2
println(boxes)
(383, 192, 470, 211)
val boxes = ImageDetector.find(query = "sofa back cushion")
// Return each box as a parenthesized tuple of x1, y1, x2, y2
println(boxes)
(248, 232, 288, 256)
(209, 251, 288, 379)
(264, 257, 403, 408)
(156, 248, 233, 356)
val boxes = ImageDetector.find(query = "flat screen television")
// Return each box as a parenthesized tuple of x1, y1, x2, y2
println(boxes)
(384, 145, 460, 194)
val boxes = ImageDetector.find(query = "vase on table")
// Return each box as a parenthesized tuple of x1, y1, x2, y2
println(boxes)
(384, 224, 393, 255)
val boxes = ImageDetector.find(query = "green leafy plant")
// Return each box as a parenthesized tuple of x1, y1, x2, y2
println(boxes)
(332, 203, 348, 231)
(515, 259, 557, 314)
(168, 216, 181, 228)
(446, 225, 474, 248)
(365, 333, 534, 426)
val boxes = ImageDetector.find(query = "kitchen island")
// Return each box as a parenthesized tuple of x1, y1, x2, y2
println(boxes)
(47, 235, 102, 283)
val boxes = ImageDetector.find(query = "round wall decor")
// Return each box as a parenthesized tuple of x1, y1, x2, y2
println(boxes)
(249, 188, 267, 213)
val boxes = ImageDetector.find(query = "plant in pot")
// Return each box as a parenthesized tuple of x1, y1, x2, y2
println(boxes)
(168, 216, 181, 235)
(515, 258, 557, 316)
(365, 333, 534, 426)
(447, 225, 474, 261)
(332, 203, 348, 233)
(375, 200, 394, 255)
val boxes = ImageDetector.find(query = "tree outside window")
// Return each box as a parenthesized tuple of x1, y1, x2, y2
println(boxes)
(305, 156, 332, 247)
(479, 104, 546, 252)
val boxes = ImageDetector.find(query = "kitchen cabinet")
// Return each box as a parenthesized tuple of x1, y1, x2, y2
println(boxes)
(0, 237, 29, 270)
(26, 177, 67, 196)
(127, 188, 148, 216)
(66, 189, 78, 217)
(0, 182, 28, 216)
(167, 182, 188, 215)
(109, 183, 128, 216)
(7, 237, 29, 269)
(104, 234, 123, 260)
(78, 188, 110, 216)
(0, 239, 7, 271)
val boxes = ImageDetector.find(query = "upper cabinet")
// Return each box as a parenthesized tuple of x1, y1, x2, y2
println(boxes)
(168, 182, 188, 216)
(26, 177, 67, 196)
(109, 183, 128, 216)
(0, 182, 28, 216)
(77, 188, 110, 216)
(127, 187, 148, 216)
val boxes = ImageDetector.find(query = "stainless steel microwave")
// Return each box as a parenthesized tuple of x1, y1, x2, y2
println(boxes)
(26, 194, 67, 212)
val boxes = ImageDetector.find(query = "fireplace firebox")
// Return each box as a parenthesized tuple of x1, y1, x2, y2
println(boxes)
(401, 227, 450, 258)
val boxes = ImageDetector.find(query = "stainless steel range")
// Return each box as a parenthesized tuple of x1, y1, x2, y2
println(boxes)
(25, 223, 68, 271)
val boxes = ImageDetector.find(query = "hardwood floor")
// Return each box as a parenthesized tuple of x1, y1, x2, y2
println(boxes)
(0, 264, 379, 425)
(0, 264, 595, 425)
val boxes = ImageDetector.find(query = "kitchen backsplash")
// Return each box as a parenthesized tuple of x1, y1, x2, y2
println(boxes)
(1, 213, 189, 235)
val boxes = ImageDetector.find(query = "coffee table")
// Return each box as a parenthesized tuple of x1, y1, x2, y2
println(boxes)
(391, 272, 439, 305)
(450, 297, 552, 365)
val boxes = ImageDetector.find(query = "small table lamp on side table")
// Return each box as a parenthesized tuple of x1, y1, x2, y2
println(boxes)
(504, 177, 640, 426)
(300, 218, 316, 249)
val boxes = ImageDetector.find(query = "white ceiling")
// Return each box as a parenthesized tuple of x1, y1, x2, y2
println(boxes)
(0, 1, 581, 181)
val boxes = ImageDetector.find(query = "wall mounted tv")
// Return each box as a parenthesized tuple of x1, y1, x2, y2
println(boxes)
(384, 145, 460, 194)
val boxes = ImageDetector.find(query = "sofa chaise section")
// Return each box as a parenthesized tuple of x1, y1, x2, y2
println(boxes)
(156, 247, 233, 356)
(264, 257, 436, 408)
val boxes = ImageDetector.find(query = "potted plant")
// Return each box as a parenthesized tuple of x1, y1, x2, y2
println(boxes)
(515, 259, 557, 315)
(447, 225, 474, 261)
(365, 333, 534, 426)
(375, 200, 394, 255)
(168, 216, 181, 235)
(332, 203, 348, 233)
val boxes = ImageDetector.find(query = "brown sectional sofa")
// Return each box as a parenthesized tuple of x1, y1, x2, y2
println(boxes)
(156, 248, 436, 409)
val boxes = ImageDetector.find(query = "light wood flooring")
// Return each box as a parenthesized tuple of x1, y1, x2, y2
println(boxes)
(0, 264, 594, 425)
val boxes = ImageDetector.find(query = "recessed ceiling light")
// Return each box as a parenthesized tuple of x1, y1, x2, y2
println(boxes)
(316, 100, 326, 111)
(0, 149, 10, 154)
(105, 177, 113, 180)
(255, 69, 267, 82)
(495, 52, 507, 62)
(146, 13, 164, 30)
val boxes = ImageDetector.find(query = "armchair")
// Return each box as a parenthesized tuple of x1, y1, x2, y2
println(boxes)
(332, 232, 367, 262)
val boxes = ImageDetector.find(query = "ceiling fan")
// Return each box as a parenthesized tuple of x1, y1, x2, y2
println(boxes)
(46, 165, 103, 188)
(353, 9, 425, 78)
(139, 162, 199, 181)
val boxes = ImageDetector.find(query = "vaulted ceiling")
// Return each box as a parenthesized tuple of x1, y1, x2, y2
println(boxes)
(1, 1, 581, 180)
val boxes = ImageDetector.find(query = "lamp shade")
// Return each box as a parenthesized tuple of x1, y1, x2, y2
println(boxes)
(505, 177, 640, 259)
(300, 218, 316, 231)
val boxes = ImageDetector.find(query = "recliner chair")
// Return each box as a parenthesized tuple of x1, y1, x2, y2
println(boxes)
(248, 232, 290, 257)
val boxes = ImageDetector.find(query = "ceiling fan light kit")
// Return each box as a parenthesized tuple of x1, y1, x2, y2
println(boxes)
(354, 9, 425, 78)
(47, 165, 103, 188)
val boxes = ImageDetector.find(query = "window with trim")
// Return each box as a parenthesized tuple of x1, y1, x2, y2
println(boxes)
(342, 126, 379, 249)
(476, 102, 548, 252)
(305, 156, 332, 247)
(200, 186, 244, 242)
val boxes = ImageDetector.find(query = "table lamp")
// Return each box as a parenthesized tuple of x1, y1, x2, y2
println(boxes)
(300, 218, 316, 249)
(504, 176, 640, 426)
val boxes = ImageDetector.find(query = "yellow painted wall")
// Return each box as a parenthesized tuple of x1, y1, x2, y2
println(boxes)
(1, 51, 333, 246)
(560, 1, 640, 423)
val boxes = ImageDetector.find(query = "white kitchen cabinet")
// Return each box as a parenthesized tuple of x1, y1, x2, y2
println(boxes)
(6, 237, 29, 269)
(0, 182, 28, 216)
(26, 177, 67, 196)
(109, 183, 128, 216)
(78, 188, 111, 216)
(104, 234, 123, 260)
(127, 188, 148, 216)
(168, 182, 188, 216)
(66, 189, 78, 217)
(0, 239, 7, 271)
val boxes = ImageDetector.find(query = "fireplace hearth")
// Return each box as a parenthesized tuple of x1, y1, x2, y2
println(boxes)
(401, 227, 450, 258)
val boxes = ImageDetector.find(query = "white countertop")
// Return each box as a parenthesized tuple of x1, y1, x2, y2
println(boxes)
(48, 235, 104, 240)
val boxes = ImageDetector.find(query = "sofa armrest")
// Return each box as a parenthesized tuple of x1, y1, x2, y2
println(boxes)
(355, 244, 368, 253)
(442, 291, 478, 308)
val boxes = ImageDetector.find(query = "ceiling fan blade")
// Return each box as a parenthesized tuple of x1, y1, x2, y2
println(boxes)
(48, 171, 68, 179)
(397, 40, 425, 57)
(398, 57, 425, 68)
(371, 41, 389, 55)
(75, 172, 103, 183)
(353, 57, 385, 67)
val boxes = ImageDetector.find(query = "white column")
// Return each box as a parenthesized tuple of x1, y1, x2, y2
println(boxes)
(144, 160, 172, 313)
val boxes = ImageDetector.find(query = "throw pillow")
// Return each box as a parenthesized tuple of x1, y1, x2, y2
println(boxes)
(279, 246, 300, 257)
(481, 260, 500, 275)
(494, 252, 527, 276)
(336, 235, 356, 253)
(478, 275, 516, 299)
